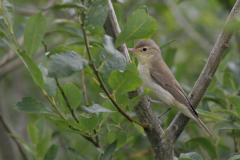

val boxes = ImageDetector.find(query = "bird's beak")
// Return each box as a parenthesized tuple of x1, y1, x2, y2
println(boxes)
(128, 48, 137, 53)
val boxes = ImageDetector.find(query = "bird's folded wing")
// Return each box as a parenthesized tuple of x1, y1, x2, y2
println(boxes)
(149, 67, 198, 117)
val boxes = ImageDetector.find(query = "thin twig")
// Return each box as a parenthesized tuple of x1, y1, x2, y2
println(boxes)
(80, 12, 149, 129)
(0, 114, 30, 160)
(81, 48, 89, 107)
(55, 79, 79, 123)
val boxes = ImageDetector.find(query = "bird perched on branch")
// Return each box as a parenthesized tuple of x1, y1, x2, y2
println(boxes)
(128, 39, 213, 137)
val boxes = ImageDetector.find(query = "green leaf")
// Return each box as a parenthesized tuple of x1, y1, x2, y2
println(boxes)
(129, 88, 153, 111)
(102, 140, 117, 160)
(39, 64, 57, 99)
(61, 83, 81, 110)
(214, 110, 239, 119)
(235, 108, 240, 118)
(44, 144, 58, 160)
(67, 148, 90, 160)
(2, 37, 17, 53)
(219, 53, 234, 71)
(24, 12, 47, 57)
(19, 52, 45, 88)
(100, 50, 126, 89)
(48, 44, 69, 57)
(103, 35, 115, 55)
(133, 123, 145, 135)
(137, 5, 149, 14)
(179, 152, 203, 160)
(35, 117, 45, 142)
(222, 72, 236, 92)
(214, 120, 240, 130)
(27, 125, 38, 144)
(42, 3, 87, 12)
(228, 154, 240, 160)
(13, 97, 52, 114)
(107, 130, 127, 148)
(1, 0, 14, 27)
(163, 48, 177, 69)
(115, 9, 157, 48)
(36, 132, 52, 158)
(187, 137, 217, 158)
(108, 70, 142, 93)
(67, 117, 83, 129)
(228, 96, 240, 108)
(160, 40, 176, 49)
(196, 109, 223, 121)
(48, 26, 83, 38)
(82, 104, 115, 114)
(179, 158, 193, 160)
(86, 0, 108, 27)
(104, 100, 125, 124)
(0, 23, 11, 40)
(78, 115, 99, 131)
(47, 51, 88, 78)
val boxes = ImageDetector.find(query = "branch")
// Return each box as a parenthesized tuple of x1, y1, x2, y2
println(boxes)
(55, 78, 79, 123)
(0, 114, 30, 160)
(103, 1, 173, 159)
(81, 48, 89, 107)
(80, 9, 149, 129)
(167, 0, 240, 143)
(163, 0, 212, 52)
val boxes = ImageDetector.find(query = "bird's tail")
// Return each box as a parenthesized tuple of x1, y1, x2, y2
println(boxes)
(194, 116, 213, 137)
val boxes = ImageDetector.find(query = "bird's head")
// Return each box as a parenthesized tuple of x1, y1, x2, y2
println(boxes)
(128, 39, 161, 64)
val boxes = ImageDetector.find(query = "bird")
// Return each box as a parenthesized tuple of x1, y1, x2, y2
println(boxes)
(128, 39, 213, 137)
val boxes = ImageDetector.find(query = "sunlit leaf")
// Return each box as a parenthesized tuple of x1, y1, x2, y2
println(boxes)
(27, 125, 38, 144)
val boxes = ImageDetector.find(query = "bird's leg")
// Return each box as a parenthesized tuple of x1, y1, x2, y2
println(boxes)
(147, 96, 166, 109)
(157, 108, 172, 119)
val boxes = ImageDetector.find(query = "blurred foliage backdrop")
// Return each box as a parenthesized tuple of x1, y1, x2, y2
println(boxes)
(0, 0, 240, 160)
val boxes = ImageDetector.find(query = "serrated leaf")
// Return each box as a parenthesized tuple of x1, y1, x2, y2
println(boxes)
(115, 9, 157, 48)
(196, 109, 223, 121)
(35, 117, 45, 142)
(27, 125, 38, 144)
(78, 115, 99, 131)
(44, 144, 58, 160)
(102, 140, 117, 160)
(1, 0, 14, 27)
(228, 96, 240, 108)
(42, 3, 87, 12)
(36, 132, 52, 158)
(19, 52, 45, 88)
(47, 51, 88, 78)
(82, 104, 115, 114)
(214, 120, 240, 130)
(24, 12, 47, 57)
(160, 40, 176, 49)
(179, 152, 203, 160)
(86, 0, 108, 27)
(107, 130, 127, 148)
(13, 97, 52, 114)
(39, 64, 57, 99)
(187, 137, 217, 158)
(67, 148, 89, 160)
(108, 70, 142, 93)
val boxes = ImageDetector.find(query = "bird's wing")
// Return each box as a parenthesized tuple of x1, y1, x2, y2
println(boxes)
(149, 61, 198, 117)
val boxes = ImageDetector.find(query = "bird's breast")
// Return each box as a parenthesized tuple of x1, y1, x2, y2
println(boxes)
(138, 64, 176, 107)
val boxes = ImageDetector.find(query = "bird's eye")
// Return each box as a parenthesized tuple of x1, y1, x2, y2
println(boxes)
(143, 48, 147, 51)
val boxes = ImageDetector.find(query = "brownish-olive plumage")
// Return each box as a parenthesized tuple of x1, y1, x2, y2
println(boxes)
(128, 39, 213, 137)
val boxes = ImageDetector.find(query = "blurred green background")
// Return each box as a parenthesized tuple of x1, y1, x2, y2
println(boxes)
(0, 0, 240, 159)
